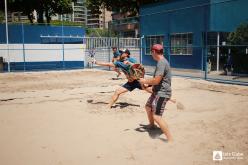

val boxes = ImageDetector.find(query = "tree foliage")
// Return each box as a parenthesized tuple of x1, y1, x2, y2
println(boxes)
(0, 0, 4, 11)
(0, 10, 4, 23)
(227, 23, 248, 73)
(86, 0, 165, 16)
(228, 23, 248, 45)
(0, 0, 76, 24)
(86, 28, 116, 37)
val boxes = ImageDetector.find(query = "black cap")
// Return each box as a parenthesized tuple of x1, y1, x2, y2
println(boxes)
(123, 49, 130, 55)
(118, 50, 123, 54)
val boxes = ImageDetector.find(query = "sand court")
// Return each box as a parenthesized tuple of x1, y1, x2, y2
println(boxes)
(0, 69, 247, 165)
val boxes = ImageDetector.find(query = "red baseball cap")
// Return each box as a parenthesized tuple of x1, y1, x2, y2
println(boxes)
(151, 44, 163, 51)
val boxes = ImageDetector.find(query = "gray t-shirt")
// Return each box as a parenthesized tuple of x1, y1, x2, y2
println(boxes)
(152, 58, 172, 98)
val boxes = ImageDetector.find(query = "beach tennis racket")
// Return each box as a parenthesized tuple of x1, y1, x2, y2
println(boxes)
(129, 64, 145, 80)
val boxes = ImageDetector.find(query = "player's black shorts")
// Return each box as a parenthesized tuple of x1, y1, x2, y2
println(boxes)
(122, 80, 142, 91)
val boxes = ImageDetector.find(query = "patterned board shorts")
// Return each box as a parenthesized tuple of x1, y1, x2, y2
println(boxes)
(145, 94, 169, 116)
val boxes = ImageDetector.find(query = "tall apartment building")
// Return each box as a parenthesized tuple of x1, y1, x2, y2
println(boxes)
(87, 8, 112, 29)
(61, 0, 111, 29)
(72, 0, 87, 24)
(6, 12, 29, 23)
(57, 0, 87, 25)
(110, 12, 139, 38)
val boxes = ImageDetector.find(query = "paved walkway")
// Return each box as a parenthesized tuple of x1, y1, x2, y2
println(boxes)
(144, 65, 248, 85)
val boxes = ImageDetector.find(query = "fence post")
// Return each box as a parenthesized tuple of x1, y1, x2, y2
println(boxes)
(204, 31, 208, 80)
(21, 23, 26, 71)
(62, 20, 65, 70)
(117, 36, 120, 50)
(217, 32, 220, 72)
(201, 45, 204, 72)
(140, 35, 144, 64)
(108, 38, 111, 71)
(204, 6, 209, 80)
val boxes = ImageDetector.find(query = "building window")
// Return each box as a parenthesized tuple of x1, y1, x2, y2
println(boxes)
(170, 33, 193, 55)
(145, 35, 164, 55)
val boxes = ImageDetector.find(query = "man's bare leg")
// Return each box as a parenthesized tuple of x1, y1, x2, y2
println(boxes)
(114, 67, 121, 77)
(153, 115, 173, 142)
(145, 106, 155, 128)
(108, 86, 128, 108)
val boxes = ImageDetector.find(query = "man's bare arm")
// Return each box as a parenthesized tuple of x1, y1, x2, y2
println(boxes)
(95, 61, 115, 68)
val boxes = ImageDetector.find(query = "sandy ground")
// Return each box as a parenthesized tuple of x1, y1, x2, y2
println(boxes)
(0, 69, 247, 165)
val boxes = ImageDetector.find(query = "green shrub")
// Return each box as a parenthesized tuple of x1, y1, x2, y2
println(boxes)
(228, 23, 248, 74)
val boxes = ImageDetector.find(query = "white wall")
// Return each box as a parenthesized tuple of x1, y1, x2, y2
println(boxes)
(0, 44, 86, 63)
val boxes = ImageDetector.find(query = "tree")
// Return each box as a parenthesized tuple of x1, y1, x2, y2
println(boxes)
(86, 0, 166, 16)
(8, 0, 37, 23)
(0, 0, 38, 23)
(0, 0, 4, 11)
(0, 0, 76, 24)
(86, 0, 139, 16)
(227, 23, 248, 73)
(43, 0, 75, 24)
(0, 10, 4, 23)
(86, 28, 116, 37)
(228, 23, 248, 45)
(54, 0, 75, 14)
(35, 0, 76, 24)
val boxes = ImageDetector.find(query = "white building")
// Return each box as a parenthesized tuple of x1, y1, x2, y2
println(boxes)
(59, 0, 112, 29)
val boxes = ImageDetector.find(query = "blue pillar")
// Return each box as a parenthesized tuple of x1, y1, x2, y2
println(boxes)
(21, 23, 26, 71)
(167, 33, 171, 64)
(62, 17, 65, 69)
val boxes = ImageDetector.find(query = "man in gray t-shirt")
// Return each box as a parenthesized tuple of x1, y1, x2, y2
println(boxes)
(139, 44, 173, 142)
(153, 57, 172, 98)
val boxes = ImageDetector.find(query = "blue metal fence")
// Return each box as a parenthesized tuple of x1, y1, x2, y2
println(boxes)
(0, 23, 85, 71)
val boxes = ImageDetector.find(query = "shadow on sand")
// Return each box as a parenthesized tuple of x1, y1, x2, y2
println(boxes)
(111, 102, 140, 109)
(110, 77, 123, 80)
(135, 124, 167, 142)
(98, 91, 114, 94)
(87, 99, 108, 105)
(87, 100, 140, 109)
